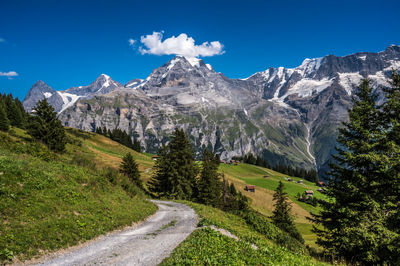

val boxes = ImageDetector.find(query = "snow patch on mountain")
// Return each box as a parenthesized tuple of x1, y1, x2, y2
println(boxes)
(295, 57, 323, 77)
(58, 92, 81, 114)
(358, 55, 367, 61)
(43, 92, 53, 98)
(338, 72, 363, 95)
(284, 78, 333, 98)
(185, 57, 201, 68)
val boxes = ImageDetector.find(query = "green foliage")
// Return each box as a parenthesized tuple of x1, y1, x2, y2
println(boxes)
(0, 104, 9, 131)
(0, 128, 157, 263)
(148, 128, 199, 200)
(235, 153, 319, 182)
(165, 201, 324, 265)
(273, 181, 304, 243)
(120, 152, 142, 189)
(96, 126, 141, 152)
(27, 99, 66, 152)
(197, 149, 223, 207)
(312, 78, 400, 264)
(0, 93, 28, 130)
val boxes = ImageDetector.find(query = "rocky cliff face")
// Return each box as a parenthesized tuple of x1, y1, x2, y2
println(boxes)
(23, 46, 400, 176)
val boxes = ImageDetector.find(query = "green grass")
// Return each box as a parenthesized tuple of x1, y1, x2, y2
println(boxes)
(162, 202, 327, 265)
(0, 128, 157, 263)
(219, 162, 327, 247)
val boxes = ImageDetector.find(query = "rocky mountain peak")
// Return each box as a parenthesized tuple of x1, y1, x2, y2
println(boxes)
(65, 74, 122, 96)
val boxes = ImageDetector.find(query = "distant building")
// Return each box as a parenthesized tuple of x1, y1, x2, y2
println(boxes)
(263, 175, 269, 178)
(287, 178, 293, 182)
(305, 190, 314, 196)
(297, 180, 303, 184)
(317, 181, 326, 187)
(152, 155, 159, 161)
(244, 185, 255, 192)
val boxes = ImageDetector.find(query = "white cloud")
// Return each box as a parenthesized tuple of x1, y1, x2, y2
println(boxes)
(135, 31, 225, 58)
(0, 71, 18, 79)
(128, 38, 135, 46)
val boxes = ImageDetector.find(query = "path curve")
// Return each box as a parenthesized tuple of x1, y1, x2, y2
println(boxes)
(35, 200, 198, 266)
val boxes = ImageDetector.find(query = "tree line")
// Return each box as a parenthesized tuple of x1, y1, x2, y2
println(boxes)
(95, 126, 141, 153)
(0, 93, 28, 131)
(233, 153, 319, 183)
(312, 73, 400, 264)
(0, 96, 66, 152)
(147, 128, 249, 212)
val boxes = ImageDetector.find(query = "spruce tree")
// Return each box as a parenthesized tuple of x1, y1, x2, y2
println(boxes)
(5, 94, 23, 127)
(120, 153, 142, 189)
(27, 98, 66, 152)
(0, 104, 10, 131)
(380, 71, 400, 262)
(197, 149, 222, 207)
(312, 79, 395, 264)
(272, 181, 303, 243)
(133, 139, 141, 153)
(148, 128, 199, 200)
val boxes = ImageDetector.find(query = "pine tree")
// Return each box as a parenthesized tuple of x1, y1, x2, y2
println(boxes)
(27, 98, 66, 152)
(5, 94, 23, 127)
(380, 71, 400, 262)
(133, 139, 141, 153)
(0, 104, 10, 131)
(120, 153, 142, 189)
(197, 149, 222, 207)
(272, 181, 303, 243)
(312, 79, 396, 264)
(148, 128, 199, 200)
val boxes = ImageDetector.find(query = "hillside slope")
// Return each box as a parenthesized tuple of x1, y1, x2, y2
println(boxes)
(0, 127, 157, 263)
(162, 202, 327, 265)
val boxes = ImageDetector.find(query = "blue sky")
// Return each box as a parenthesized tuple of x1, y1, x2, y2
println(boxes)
(1, 0, 399, 100)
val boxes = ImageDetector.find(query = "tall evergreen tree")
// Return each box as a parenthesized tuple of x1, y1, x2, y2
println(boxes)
(133, 139, 141, 153)
(380, 71, 400, 262)
(197, 149, 222, 207)
(27, 98, 66, 152)
(148, 128, 199, 200)
(312, 79, 396, 264)
(5, 94, 23, 127)
(272, 181, 304, 243)
(120, 153, 142, 189)
(0, 104, 9, 131)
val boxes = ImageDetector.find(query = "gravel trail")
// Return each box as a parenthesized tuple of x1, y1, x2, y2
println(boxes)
(35, 200, 198, 266)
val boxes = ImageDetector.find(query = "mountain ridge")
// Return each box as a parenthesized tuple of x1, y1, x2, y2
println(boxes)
(23, 45, 400, 176)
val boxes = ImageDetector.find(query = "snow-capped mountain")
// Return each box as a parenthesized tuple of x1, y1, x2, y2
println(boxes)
(23, 74, 122, 113)
(23, 45, 400, 176)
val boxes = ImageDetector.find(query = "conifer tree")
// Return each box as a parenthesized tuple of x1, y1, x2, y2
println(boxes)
(120, 152, 142, 189)
(272, 181, 303, 243)
(148, 128, 199, 200)
(27, 98, 66, 152)
(0, 104, 10, 131)
(133, 139, 141, 153)
(380, 71, 400, 262)
(5, 94, 23, 127)
(197, 149, 222, 207)
(312, 79, 395, 264)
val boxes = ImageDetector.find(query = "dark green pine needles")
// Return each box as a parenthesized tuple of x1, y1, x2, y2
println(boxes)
(27, 98, 66, 152)
(312, 77, 400, 264)
(148, 128, 199, 200)
(120, 152, 143, 189)
(272, 181, 303, 243)
(0, 103, 10, 131)
(197, 149, 222, 207)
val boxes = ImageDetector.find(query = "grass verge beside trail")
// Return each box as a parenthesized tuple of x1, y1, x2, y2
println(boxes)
(0, 128, 157, 263)
(162, 201, 327, 265)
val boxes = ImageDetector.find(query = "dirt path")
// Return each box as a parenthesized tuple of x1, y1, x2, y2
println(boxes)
(34, 200, 198, 266)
